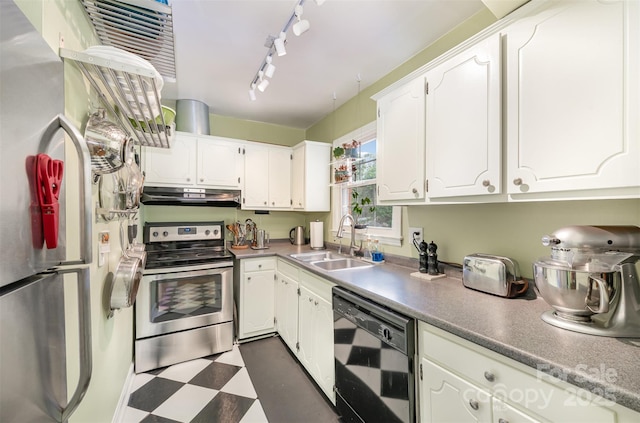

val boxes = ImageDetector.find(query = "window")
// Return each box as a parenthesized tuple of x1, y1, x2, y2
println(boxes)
(332, 122, 401, 246)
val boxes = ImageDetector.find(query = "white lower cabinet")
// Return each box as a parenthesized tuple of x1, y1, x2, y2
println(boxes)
(275, 259, 299, 353)
(272, 259, 336, 404)
(418, 322, 638, 423)
(421, 357, 492, 423)
(235, 257, 276, 340)
(297, 270, 335, 403)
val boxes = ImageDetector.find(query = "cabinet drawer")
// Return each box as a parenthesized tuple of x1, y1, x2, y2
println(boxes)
(419, 323, 615, 423)
(277, 259, 299, 280)
(243, 257, 276, 273)
(300, 270, 334, 303)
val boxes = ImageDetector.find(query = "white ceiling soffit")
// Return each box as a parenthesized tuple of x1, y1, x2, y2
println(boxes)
(163, 0, 486, 129)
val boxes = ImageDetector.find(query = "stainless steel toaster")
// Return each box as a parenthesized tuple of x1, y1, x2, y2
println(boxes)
(462, 254, 528, 298)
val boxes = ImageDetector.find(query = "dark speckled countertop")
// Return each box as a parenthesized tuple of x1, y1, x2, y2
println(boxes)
(230, 241, 640, 413)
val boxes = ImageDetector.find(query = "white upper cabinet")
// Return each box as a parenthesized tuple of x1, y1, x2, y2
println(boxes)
(197, 137, 244, 188)
(143, 132, 243, 189)
(376, 76, 426, 202)
(291, 141, 330, 211)
(143, 134, 197, 186)
(505, 0, 640, 197)
(268, 146, 292, 208)
(425, 33, 502, 198)
(243, 143, 292, 209)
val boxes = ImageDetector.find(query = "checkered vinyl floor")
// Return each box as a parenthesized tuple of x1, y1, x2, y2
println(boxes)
(121, 344, 267, 423)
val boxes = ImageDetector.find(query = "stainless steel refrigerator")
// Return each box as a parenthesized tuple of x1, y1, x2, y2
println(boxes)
(0, 1, 93, 421)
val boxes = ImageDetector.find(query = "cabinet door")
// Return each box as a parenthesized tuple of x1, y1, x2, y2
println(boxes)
(268, 147, 292, 208)
(377, 76, 426, 202)
(240, 270, 275, 338)
(275, 272, 299, 353)
(505, 0, 640, 195)
(309, 295, 335, 402)
(197, 137, 243, 188)
(297, 286, 315, 370)
(143, 134, 196, 186)
(243, 144, 269, 208)
(292, 141, 330, 211)
(291, 145, 305, 209)
(426, 33, 501, 198)
(420, 357, 492, 423)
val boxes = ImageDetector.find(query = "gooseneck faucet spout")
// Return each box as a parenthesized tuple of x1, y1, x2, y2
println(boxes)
(336, 214, 361, 256)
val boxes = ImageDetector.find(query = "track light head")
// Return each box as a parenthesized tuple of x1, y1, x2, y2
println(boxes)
(257, 78, 270, 92)
(293, 5, 310, 36)
(274, 31, 287, 56)
(264, 55, 276, 78)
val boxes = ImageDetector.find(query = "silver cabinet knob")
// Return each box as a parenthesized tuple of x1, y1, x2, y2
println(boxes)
(513, 177, 523, 186)
(469, 399, 479, 410)
(186, 178, 191, 182)
(314, 300, 318, 306)
(412, 188, 418, 194)
(309, 297, 313, 302)
(200, 178, 204, 182)
(484, 371, 495, 382)
(272, 201, 275, 206)
(482, 180, 490, 187)
(264, 201, 267, 205)
(247, 277, 251, 281)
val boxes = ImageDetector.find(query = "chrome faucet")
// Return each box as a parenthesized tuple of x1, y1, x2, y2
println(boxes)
(336, 214, 361, 256)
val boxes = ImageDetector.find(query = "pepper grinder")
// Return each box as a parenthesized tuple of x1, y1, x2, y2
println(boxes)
(418, 240, 428, 273)
(427, 241, 440, 275)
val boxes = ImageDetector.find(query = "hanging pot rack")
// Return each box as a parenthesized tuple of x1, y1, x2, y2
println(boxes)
(60, 48, 173, 149)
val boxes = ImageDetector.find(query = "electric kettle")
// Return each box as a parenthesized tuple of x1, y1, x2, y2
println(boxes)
(289, 226, 306, 245)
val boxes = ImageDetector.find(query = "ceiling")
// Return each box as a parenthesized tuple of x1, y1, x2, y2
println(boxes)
(162, 0, 487, 129)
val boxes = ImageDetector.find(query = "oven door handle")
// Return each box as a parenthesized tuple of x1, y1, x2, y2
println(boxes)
(144, 263, 233, 278)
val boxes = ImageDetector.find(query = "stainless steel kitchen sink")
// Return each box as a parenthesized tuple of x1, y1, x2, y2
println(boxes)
(290, 251, 342, 262)
(311, 258, 373, 272)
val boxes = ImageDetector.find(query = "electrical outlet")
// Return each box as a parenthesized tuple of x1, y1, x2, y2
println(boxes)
(409, 227, 423, 245)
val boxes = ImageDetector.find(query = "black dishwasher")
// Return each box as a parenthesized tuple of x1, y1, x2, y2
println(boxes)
(333, 287, 416, 423)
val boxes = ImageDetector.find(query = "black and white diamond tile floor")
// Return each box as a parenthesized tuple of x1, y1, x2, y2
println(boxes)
(121, 344, 268, 423)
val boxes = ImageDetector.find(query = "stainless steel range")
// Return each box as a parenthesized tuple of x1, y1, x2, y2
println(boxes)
(135, 221, 234, 373)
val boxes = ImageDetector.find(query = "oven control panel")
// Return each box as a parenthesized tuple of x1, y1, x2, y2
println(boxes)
(144, 222, 223, 243)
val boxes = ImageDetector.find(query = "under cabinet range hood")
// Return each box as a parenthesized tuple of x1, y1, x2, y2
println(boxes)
(141, 186, 241, 207)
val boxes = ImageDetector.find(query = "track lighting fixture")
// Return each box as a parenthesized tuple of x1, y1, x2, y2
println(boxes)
(264, 55, 276, 78)
(274, 31, 287, 56)
(257, 76, 270, 93)
(247, 0, 325, 100)
(292, 5, 310, 36)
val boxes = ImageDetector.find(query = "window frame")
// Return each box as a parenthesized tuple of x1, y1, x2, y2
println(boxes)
(331, 121, 402, 246)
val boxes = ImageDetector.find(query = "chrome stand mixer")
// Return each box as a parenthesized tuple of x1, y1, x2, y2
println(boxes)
(533, 225, 640, 337)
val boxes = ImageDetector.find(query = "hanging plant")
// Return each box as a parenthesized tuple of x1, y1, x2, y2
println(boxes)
(332, 146, 345, 159)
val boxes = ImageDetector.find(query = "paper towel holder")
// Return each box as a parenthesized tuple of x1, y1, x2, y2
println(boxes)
(310, 220, 324, 250)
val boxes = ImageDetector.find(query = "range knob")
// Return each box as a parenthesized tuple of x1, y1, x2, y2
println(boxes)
(163, 231, 169, 237)
(205, 230, 211, 236)
(152, 231, 159, 238)
(213, 229, 219, 236)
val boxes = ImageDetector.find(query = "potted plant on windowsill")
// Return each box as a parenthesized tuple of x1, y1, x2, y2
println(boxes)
(351, 191, 375, 229)
(343, 140, 360, 159)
